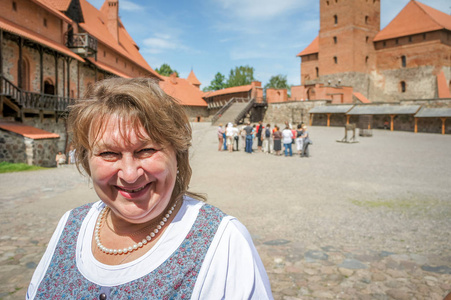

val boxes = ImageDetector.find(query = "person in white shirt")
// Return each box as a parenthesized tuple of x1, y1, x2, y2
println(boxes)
(282, 125, 294, 156)
(27, 78, 273, 300)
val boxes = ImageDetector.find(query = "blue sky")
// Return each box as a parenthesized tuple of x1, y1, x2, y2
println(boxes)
(89, 0, 451, 89)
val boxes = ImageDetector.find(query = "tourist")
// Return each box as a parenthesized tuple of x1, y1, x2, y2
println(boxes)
(217, 123, 224, 151)
(282, 125, 293, 157)
(295, 124, 304, 156)
(232, 123, 240, 151)
(243, 122, 254, 153)
(301, 125, 311, 158)
(68, 145, 76, 164)
(27, 78, 272, 299)
(55, 151, 66, 167)
(225, 122, 234, 152)
(256, 121, 263, 152)
(262, 123, 272, 154)
(272, 125, 282, 156)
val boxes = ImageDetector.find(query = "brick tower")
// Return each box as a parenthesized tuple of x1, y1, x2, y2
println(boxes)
(318, 0, 380, 94)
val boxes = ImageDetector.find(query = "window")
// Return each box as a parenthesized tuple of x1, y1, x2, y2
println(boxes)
(395, 38, 399, 44)
(383, 41, 386, 47)
(423, 33, 427, 40)
(12, 1, 17, 11)
(408, 36, 412, 42)
(400, 81, 406, 93)
(43, 18, 47, 27)
(365, 16, 369, 24)
(401, 55, 406, 68)
(334, 15, 338, 24)
(333, 36, 337, 44)
(315, 67, 319, 78)
(366, 36, 369, 43)
(365, 56, 369, 65)
(333, 56, 338, 64)
(326, 1, 329, 5)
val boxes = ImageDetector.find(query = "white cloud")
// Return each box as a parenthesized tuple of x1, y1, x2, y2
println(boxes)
(214, 0, 310, 19)
(120, 0, 144, 12)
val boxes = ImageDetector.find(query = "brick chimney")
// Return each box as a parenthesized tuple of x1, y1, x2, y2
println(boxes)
(104, 0, 119, 41)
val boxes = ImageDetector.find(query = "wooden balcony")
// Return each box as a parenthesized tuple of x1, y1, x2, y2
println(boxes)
(65, 32, 97, 57)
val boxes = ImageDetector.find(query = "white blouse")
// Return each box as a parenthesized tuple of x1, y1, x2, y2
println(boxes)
(27, 197, 273, 299)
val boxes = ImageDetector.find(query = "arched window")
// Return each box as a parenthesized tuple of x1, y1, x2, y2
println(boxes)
(334, 15, 338, 24)
(44, 79, 55, 95)
(18, 57, 30, 90)
(400, 81, 406, 93)
(333, 36, 337, 44)
(401, 55, 406, 68)
(315, 67, 319, 78)
(365, 16, 369, 24)
(333, 56, 338, 64)
(365, 56, 369, 65)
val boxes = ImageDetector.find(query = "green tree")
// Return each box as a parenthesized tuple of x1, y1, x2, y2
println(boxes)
(226, 65, 255, 87)
(203, 72, 227, 92)
(155, 63, 179, 77)
(264, 74, 290, 90)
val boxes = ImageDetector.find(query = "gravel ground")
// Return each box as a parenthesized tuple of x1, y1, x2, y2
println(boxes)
(0, 123, 450, 299)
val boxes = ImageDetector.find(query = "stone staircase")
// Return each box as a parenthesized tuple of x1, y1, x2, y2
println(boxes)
(212, 98, 255, 125)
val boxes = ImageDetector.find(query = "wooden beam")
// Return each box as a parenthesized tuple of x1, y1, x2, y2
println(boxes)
(346, 115, 350, 125)
(414, 117, 418, 133)
(0, 29, 3, 78)
(309, 113, 313, 126)
(441, 117, 447, 135)
(327, 113, 331, 127)
(390, 114, 395, 131)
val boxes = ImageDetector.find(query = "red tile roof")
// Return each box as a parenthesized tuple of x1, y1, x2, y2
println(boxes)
(33, 0, 73, 24)
(187, 70, 201, 86)
(66, 0, 162, 79)
(437, 70, 451, 99)
(203, 85, 253, 98)
(297, 36, 319, 57)
(374, 1, 451, 41)
(86, 58, 131, 78)
(353, 92, 371, 104)
(41, 0, 71, 11)
(0, 122, 60, 139)
(159, 75, 207, 107)
(0, 16, 84, 62)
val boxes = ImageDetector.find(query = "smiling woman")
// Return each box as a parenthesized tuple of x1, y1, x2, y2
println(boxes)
(26, 78, 273, 299)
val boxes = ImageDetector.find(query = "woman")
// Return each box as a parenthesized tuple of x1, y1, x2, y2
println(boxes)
(301, 125, 311, 158)
(55, 151, 66, 167)
(281, 125, 293, 157)
(217, 123, 224, 151)
(272, 125, 282, 156)
(225, 122, 234, 152)
(295, 124, 304, 156)
(27, 78, 272, 299)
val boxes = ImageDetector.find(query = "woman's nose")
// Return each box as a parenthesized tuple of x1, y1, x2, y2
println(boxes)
(118, 155, 143, 183)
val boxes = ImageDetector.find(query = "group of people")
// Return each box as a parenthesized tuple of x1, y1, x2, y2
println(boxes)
(217, 121, 312, 157)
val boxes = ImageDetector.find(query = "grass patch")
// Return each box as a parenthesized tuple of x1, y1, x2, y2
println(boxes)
(350, 199, 415, 209)
(0, 162, 47, 173)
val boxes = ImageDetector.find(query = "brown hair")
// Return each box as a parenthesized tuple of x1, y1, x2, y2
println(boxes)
(68, 77, 204, 202)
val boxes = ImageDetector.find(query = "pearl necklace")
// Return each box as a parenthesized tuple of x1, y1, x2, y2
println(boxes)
(94, 200, 178, 255)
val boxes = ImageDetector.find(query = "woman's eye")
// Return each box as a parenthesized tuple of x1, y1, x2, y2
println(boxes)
(99, 151, 119, 160)
(138, 148, 157, 155)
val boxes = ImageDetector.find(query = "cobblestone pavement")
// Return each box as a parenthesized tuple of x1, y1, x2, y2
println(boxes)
(1, 123, 450, 299)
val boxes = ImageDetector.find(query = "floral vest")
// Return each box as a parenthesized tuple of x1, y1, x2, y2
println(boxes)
(35, 202, 226, 300)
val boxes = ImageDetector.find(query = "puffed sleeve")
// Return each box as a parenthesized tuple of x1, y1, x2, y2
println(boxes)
(192, 216, 273, 299)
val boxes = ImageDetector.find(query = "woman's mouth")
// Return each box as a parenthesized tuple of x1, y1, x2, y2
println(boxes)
(115, 182, 152, 198)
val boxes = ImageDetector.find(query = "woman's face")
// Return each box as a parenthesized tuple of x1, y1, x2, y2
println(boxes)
(88, 116, 177, 224)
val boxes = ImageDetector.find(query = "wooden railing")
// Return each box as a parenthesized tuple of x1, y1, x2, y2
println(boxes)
(65, 33, 97, 57)
(0, 75, 76, 112)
